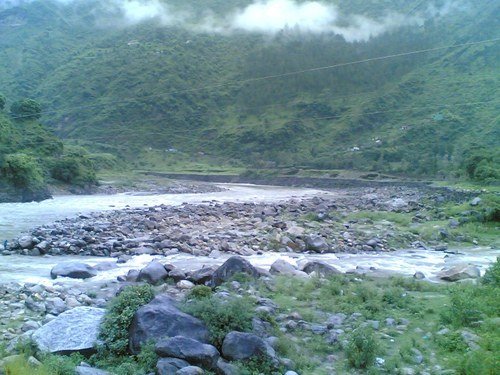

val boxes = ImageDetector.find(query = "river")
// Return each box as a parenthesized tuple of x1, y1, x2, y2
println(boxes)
(0, 183, 497, 285)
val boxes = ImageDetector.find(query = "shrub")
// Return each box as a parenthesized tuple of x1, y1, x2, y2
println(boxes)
(0, 93, 5, 110)
(182, 295, 255, 348)
(435, 331, 467, 352)
(187, 285, 213, 299)
(482, 257, 500, 287)
(346, 327, 377, 369)
(98, 284, 155, 356)
(1, 153, 45, 191)
(237, 355, 281, 375)
(440, 286, 483, 327)
(10, 99, 42, 120)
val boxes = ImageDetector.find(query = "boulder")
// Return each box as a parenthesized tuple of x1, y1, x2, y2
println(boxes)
(50, 262, 97, 280)
(437, 264, 481, 282)
(189, 266, 218, 285)
(137, 261, 169, 285)
(210, 256, 260, 287)
(93, 262, 118, 271)
(156, 358, 190, 375)
(221, 331, 276, 362)
(129, 295, 210, 354)
(301, 261, 341, 277)
(270, 260, 307, 277)
(304, 235, 329, 253)
(75, 366, 110, 375)
(217, 358, 240, 375)
(32, 307, 105, 354)
(156, 336, 220, 370)
(44, 297, 67, 315)
(18, 236, 35, 249)
(176, 367, 204, 375)
(169, 269, 187, 282)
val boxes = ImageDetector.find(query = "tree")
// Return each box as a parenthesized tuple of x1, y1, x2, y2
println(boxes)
(0, 93, 5, 111)
(10, 99, 42, 120)
(1, 153, 45, 191)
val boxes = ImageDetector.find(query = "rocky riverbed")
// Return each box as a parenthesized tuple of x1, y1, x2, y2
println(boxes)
(0, 184, 497, 374)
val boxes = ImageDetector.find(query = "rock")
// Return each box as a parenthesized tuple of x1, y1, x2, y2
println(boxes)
(270, 259, 307, 277)
(125, 269, 140, 282)
(413, 271, 426, 280)
(437, 264, 481, 281)
(156, 358, 190, 375)
(27, 356, 41, 367)
(304, 235, 329, 253)
(50, 262, 97, 280)
(169, 269, 187, 282)
(45, 297, 67, 315)
(32, 307, 105, 353)
(217, 358, 240, 375)
(470, 197, 481, 206)
(189, 266, 218, 285)
(75, 366, 110, 375)
(285, 372, 299, 375)
(129, 294, 210, 354)
(210, 256, 260, 287)
(93, 262, 117, 271)
(221, 331, 276, 362)
(137, 261, 169, 285)
(177, 280, 195, 290)
(176, 366, 204, 375)
(301, 261, 341, 277)
(18, 236, 35, 249)
(410, 348, 423, 364)
(155, 336, 219, 370)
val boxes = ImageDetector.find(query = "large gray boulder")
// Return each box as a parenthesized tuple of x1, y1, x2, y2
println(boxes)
(189, 266, 218, 285)
(304, 235, 329, 253)
(221, 331, 276, 361)
(129, 295, 210, 354)
(210, 256, 260, 287)
(50, 262, 97, 280)
(301, 261, 341, 277)
(270, 259, 307, 277)
(156, 358, 190, 375)
(137, 261, 169, 285)
(32, 307, 105, 354)
(156, 336, 220, 370)
(438, 264, 481, 281)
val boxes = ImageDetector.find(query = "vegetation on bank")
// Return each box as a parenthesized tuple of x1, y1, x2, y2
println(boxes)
(3, 258, 499, 374)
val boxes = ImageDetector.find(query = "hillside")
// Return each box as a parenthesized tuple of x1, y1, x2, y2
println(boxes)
(0, 0, 499, 181)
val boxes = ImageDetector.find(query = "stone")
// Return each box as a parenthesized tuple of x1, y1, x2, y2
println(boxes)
(270, 259, 307, 277)
(177, 280, 195, 290)
(137, 261, 169, 285)
(169, 269, 187, 282)
(221, 331, 276, 362)
(410, 348, 423, 364)
(210, 256, 260, 287)
(470, 197, 481, 206)
(129, 294, 210, 354)
(301, 261, 341, 277)
(75, 366, 110, 375)
(93, 262, 117, 271)
(156, 358, 190, 375)
(304, 234, 329, 253)
(32, 307, 105, 353)
(189, 266, 218, 285)
(413, 271, 426, 280)
(18, 236, 35, 249)
(437, 264, 481, 281)
(176, 367, 204, 375)
(217, 358, 240, 375)
(50, 262, 97, 279)
(44, 297, 67, 315)
(155, 336, 219, 370)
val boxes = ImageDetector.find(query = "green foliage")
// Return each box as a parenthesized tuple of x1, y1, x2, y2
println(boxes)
(187, 285, 213, 299)
(482, 257, 500, 287)
(346, 327, 377, 369)
(463, 149, 500, 183)
(98, 284, 155, 356)
(182, 294, 255, 348)
(237, 355, 281, 375)
(0, 93, 5, 110)
(1, 153, 45, 191)
(10, 99, 42, 120)
(435, 331, 467, 352)
(49, 147, 97, 187)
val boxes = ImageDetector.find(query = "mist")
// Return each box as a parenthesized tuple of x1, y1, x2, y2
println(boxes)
(0, 0, 465, 43)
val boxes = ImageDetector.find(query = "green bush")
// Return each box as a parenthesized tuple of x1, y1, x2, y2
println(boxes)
(1, 153, 45, 191)
(440, 286, 483, 327)
(346, 327, 377, 369)
(435, 331, 467, 352)
(482, 258, 500, 287)
(187, 285, 213, 299)
(49, 147, 97, 187)
(237, 355, 280, 375)
(10, 99, 42, 120)
(0, 93, 5, 110)
(182, 295, 255, 348)
(98, 284, 155, 356)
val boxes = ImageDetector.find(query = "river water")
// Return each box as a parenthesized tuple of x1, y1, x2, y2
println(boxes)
(0, 184, 497, 285)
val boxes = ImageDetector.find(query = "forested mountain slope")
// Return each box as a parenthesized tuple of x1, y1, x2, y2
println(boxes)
(0, 0, 498, 180)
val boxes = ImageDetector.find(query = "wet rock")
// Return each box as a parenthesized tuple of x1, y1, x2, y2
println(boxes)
(129, 295, 210, 354)
(137, 261, 169, 285)
(438, 264, 481, 281)
(32, 307, 105, 353)
(210, 256, 260, 287)
(169, 269, 187, 282)
(93, 262, 117, 271)
(221, 331, 276, 362)
(270, 259, 307, 277)
(155, 336, 219, 370)
(413, 271, 426, 280)
(50, 263, 97, 280)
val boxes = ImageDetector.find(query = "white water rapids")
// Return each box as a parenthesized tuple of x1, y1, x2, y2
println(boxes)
(0, 184, 497, 285)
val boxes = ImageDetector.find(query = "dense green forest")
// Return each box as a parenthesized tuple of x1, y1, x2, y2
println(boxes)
(0, 0, 499, 181)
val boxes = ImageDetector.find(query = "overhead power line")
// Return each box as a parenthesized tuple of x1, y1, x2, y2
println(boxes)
(8, 37, 500, 121)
